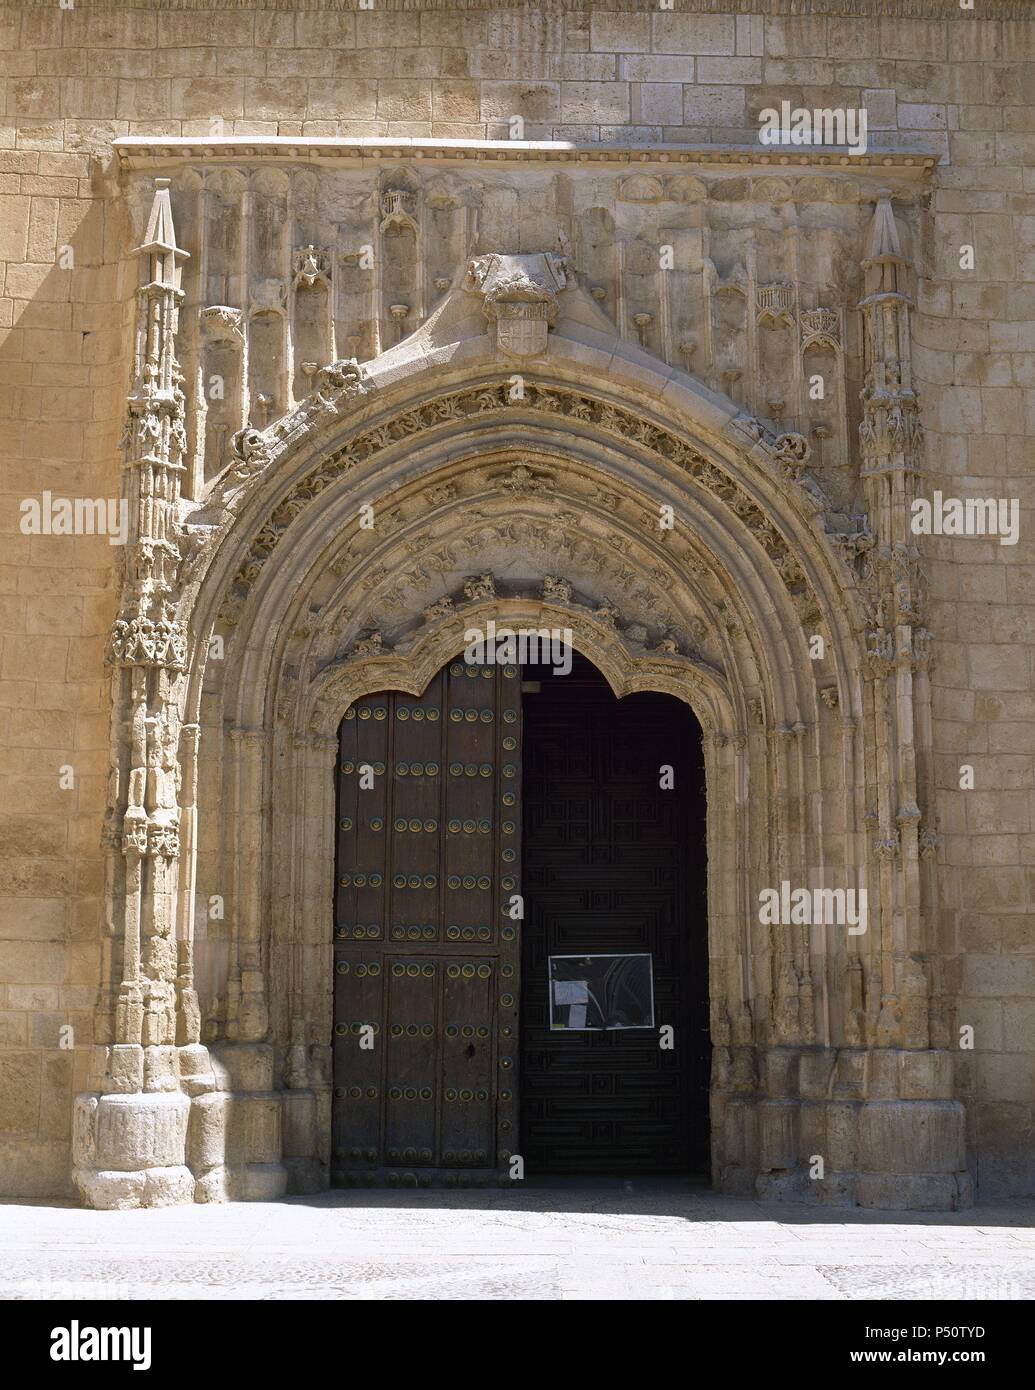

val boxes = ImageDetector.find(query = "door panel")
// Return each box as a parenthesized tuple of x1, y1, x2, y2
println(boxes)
(519, 659, 709, 1174)
(332, 658, 521, 1186)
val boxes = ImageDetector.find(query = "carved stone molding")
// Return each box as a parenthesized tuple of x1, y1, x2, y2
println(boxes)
(108, 597, 188, 671)
(199, 305, 244, 343)
(229, 427, 271, 477)
(217, 379, 826, 632)
(380, 189, 418, 234)
(801, 307, 842, 350)
(756, 283, 795, 328)
(773, 432, 811, 483)
(114, 137, 938, 181)
(541, 575, 572, 604)
(304, 595, 731, 746)
(292, 245, 331, 290)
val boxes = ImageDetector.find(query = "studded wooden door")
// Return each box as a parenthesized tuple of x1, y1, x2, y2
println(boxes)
(519, 657, 710, 1174)
(332, 659, 522, 1187)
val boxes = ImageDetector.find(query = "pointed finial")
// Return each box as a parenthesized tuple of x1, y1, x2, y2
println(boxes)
(134, 177, 188, 288)
(865, 189, 903, 264)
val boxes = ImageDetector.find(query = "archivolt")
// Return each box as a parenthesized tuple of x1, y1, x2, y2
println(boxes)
(180, 363, 865, 742)
(174, 350, 878, 1085)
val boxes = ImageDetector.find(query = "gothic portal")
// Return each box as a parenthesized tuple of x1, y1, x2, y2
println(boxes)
(69, 140, 969, 1212)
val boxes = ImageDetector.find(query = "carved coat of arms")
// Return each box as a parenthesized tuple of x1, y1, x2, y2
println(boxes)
(465, 251, 568, 359)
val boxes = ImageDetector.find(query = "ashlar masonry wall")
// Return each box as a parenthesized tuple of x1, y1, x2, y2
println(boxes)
(0, 0, 1033, 1200)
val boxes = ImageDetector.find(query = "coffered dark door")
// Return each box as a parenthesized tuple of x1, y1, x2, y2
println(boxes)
(519, 656, 710, 1174)
(332, 652, 708, 1187)
(332, 658, 521, 1188)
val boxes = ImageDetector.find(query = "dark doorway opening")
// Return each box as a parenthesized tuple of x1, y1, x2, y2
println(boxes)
(519, 653, 710, 1175)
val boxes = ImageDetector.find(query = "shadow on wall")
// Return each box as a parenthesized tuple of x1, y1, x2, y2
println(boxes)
(0, 166, 135, 1199)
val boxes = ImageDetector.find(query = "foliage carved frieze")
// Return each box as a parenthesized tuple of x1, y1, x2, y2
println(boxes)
(217, 380, 825, 629)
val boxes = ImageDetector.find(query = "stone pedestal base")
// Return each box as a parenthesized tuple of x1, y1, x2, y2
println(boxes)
(201, 1043, 288, 1203)
(716, 1046, 973, 1211)
(72, 1089, 194, 1210)
(72, 1042, 973, 1211)
(73, 1042, 289, 1209)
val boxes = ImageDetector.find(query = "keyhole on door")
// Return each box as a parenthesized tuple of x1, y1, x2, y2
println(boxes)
(465, 1043, 476, 1059)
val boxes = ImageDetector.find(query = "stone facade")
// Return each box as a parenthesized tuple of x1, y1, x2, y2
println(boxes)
(0, 0, 1032, 1207)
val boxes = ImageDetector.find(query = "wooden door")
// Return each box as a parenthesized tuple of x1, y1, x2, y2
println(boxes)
(332, 659, 521, 1187)
(519, 657, 709, 1173)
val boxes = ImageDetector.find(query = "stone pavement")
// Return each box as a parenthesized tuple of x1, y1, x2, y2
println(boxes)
(2, 1179, 1033, 1301)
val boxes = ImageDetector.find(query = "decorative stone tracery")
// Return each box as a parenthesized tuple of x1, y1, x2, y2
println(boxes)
(73, 168, 968, 1212)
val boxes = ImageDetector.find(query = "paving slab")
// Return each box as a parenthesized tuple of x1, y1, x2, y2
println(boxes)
(1, 1181, 1033, 1300)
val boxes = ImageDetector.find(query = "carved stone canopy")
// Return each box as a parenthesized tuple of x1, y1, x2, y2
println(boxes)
(199, 305, 244, 343)
(465, 251, 569, 359)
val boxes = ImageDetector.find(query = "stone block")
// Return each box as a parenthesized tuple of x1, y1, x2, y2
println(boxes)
(225, 1093, 281, 1166)
(635, 84, 683, 127)
(590, 14, 650, 55)
(765, 16, 829, 57)
(431, 81, 479, 125)
(798, 1099, 827, 1160)
(697, 58, 762, 85)
(187, 1090, 227, 1175)
(761, 1045, 800, 1100)
(376, 80, 432, 123)
(38, 1052, 72, 1140)
(227, 1161, 288, 1202)
(811, 1174, 858, 1206)
(0, 195, 30, 262)
(74, 1164, 194, 1210)
(799, 1050, 837, 1100)
(975, 1052, 1035, 1103)
(282, 1087, 318, 1159)
(736, 15, 765, 58)
(720, 1095, 756, 1169)
(0, 1011, 27, 1046)
(652, 15, 735, 56)
(899, 1049, 954, 1100)
(682, 85, 745, 127)
(480, 81, 559, 123)
(825, 1101, 860, 1170)
(284, 1154, 325, 1195)
(561, 81, 630, 125)
(755, 1169, 810, 1202)
(757, 1099, 798, 1170)
(0, 1051, 40, 1135)
(210, 1042, 275, 1092)
(858, 1100, 965, 1175)
(832, 1051, 867, 1099)
(0, 1138, 73, 1198)
(143, 1045, 181, 1093)
(856, 1172, 968, 1211)
(178, 1043, 216, 1097)
(619, 56, 694, 84)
